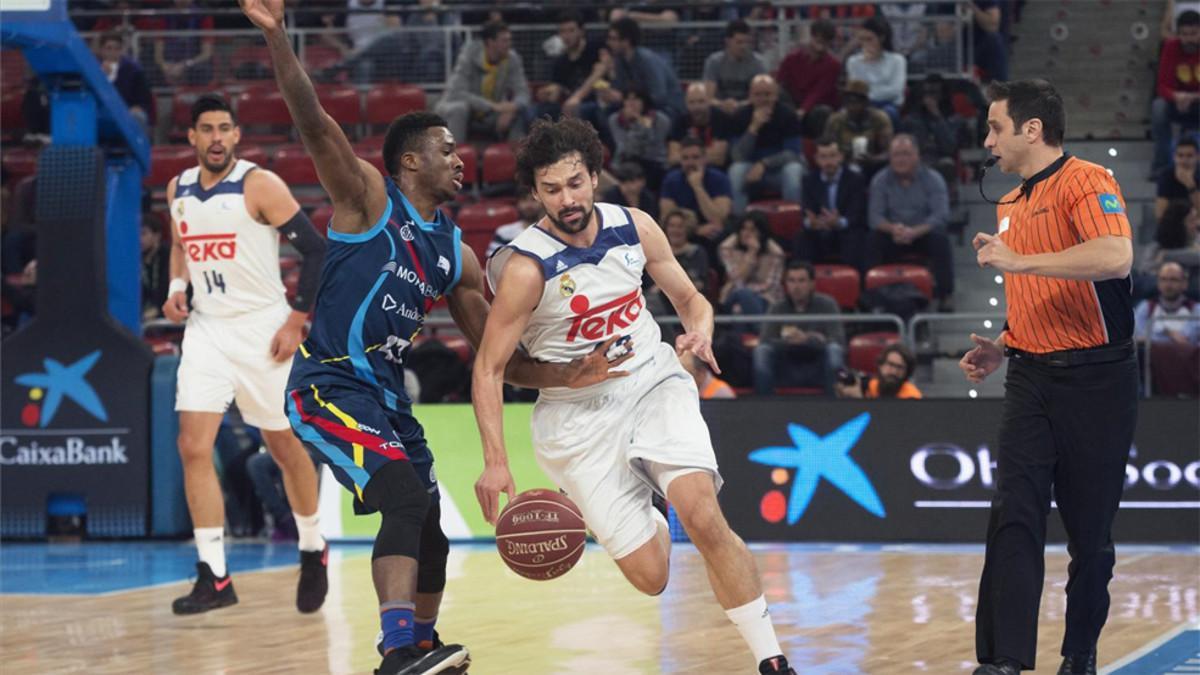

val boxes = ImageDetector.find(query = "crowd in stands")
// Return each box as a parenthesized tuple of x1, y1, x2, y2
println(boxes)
(7, 0, 1198, 398)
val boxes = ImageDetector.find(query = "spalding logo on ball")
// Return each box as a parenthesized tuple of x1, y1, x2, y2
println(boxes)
(494, 489, 587, 580)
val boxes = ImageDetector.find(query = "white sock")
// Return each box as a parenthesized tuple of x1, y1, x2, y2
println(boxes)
(294, 512, 324, 552)
(194, 527, 226, 578)
(724, 595, 783, 664)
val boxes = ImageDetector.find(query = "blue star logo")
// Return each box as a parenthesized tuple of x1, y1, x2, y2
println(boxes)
(749, 413, 885, 523)
(14, 350, 108, 427)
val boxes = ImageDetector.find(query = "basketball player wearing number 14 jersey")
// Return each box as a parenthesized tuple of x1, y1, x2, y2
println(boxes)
(164, 95, 330, 616)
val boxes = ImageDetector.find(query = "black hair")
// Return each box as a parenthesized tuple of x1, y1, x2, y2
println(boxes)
(515, 117, 605, 191)
(382, 111, 449, 177)
(726, 19, 751, 40)
(190, 94, 236, 127)
(613, 161, 644, 182)
(610, 16, 640, 47)
(679, 136, 705, 152)
(99, 30, 124, 47)
(784, 258, 815, 279)
(860, 15, 894, 52)
(1176, 137, 1199, 152)
(1178, 10, 1200, 27)
(557, 10, 584, 28)
(986, 79, 1066, 147)
(736, 210, 771, 250)
(481, 19, 509, 42)
(1156, 199, 1195, 250)
(878, 343, 916, 378)
(810, 19, 836, 43)
(815, 135, 841, 151)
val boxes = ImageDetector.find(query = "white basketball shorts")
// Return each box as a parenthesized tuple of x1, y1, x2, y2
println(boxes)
(175, 303, 292, 431)
(530, 341, 722, 560)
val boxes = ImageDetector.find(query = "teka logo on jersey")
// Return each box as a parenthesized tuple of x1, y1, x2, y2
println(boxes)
(13, 350, 108, 428)
(749, 413, 886, 524)
(182, 232, 237, 263)
(565, 288, 644, 342)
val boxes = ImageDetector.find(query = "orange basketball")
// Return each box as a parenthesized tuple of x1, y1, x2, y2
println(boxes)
(494, 489, 587, 581)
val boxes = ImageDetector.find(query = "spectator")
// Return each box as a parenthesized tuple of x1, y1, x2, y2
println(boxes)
(796, 137, 869, 271)
(403, 0, 459, 83)
(607, 17, 685, 121)
(1162, 0, 1200, 39)
(824, 80, 894, 177)
(909, 16, 960, 74)
(602, 161, 659, 220)
(879, 1, 929, 55)
(718, 210, 786, 316)
(1156, 137, 1200, 221)
(662, 209, 711, 292)
(970, 1, 1010, 83)
(775, 19, 841, 139)
(703, 19, 768, 116)
(667, 83, 735, 168)
(867, 134, 955, 310)
(753, 259, 846, 395)
(487, 192, 543, 257)
(1152, 10, 1200, 176)
(899, 73, 962, 190)
(727, 74, 804, 215)
(845, 15, 907, 124)
(318, 0, 404, 82)
(154, 0, 214, 86)
(1135, 262, 1200, 344)
(141, 217, 170, 320)
(434, 20, 530, 143)
(1138, 201, 1200, 293)
(96, 31, 154, 129)
(608, 87, 672, 189)
(836, 343, 923, 399)
(660, 136, 733, 244)
(539, 11, 604, 120)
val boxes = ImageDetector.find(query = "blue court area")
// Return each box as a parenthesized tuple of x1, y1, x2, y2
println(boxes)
(0, 541, 374, 595)
(1111, 630, 1200, 675)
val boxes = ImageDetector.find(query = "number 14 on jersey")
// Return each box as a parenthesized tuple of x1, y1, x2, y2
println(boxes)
(203, 270, 226, 294)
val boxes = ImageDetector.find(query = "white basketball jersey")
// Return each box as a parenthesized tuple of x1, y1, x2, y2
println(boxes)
(488, 202, 663, 401)
(171, 160, 287, 318)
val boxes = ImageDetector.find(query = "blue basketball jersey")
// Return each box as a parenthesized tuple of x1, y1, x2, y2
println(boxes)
(289, 177, 463, 410)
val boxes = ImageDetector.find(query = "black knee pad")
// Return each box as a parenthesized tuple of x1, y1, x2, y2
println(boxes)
(363, 460, 431, 561)
(416, 499, 450, 594)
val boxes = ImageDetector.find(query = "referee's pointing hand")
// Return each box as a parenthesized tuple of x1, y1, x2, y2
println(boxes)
(974, 232, 1021, 273)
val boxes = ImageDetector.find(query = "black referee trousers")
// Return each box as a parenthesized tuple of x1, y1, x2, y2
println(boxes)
(975, 352, 1138, 669)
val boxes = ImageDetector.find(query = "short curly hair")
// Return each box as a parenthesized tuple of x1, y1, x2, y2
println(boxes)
(515, 117, 605, 191)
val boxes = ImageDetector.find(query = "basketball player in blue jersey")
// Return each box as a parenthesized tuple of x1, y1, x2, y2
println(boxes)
(242, 2, 631, 674)
(473, 118, 797, 674)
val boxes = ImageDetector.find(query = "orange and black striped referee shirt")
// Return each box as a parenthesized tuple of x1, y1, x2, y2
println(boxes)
(995, 154, 1133, 354)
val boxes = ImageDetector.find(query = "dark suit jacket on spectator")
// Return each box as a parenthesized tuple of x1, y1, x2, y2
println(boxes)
(801, 167, 868, 231)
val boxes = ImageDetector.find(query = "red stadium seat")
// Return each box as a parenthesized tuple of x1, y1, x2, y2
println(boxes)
(271, 144, 320, 186)
(462, 229, 494, 265)
(316, 85, 361, 126)
(457, 144, 478, 187)
(1, 88, 25, 138)
(481, 143, 516, 187)
(2, 148, 38, 183)
(229, 45, 271, 80)
(1, 50, 27, 93)
(353, 138, 386, 175)
(865, 263, 934, 301)
(747, 199, 803, 240)
(235, 87, 291, 144)
(813, 264, 861, 311)
(145, 145, 197, 188)
(237, 144, 268, 167)
(302, 44, 343, 71)
(365, 84, 427, 127)
(457, 200, 518, 233)
(847, 331, 901, 376)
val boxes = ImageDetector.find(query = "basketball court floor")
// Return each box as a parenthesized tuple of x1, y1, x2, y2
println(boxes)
(1, 541, 1195, 674)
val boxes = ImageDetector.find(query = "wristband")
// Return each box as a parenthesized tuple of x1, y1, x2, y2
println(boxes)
(168, 278, 189, 296)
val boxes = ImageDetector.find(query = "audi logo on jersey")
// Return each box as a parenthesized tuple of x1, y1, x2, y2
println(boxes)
(182, 231, 237, 262)
(565, 288, 644, 342)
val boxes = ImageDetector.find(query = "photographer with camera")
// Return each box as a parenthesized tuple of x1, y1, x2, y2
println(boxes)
(835, 343, 922, 399)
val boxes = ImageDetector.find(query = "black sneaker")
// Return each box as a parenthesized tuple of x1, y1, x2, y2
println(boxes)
(171, 562, 238, 615)
(1058, 649, 1096, 675)
(375, 644, 471, 674)
(973, 662, 1021, 675)
(759, 655, 797, 674)
(296, 544, 329, 613)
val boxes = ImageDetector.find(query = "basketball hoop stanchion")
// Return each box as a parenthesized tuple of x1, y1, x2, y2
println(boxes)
(1, 0, 150, 333)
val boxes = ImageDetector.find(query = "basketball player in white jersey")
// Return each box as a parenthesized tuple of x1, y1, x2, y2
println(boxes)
(163, 94, 330, 615)
(472, 118, 796, 674)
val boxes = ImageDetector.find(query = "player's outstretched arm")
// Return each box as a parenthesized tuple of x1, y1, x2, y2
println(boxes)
(447, 247, 634, 389)
(240, 0, 387, 235)
(635, 209, 721, 373)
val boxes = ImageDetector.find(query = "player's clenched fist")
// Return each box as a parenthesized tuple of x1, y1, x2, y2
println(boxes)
(239, 0, 285, 31)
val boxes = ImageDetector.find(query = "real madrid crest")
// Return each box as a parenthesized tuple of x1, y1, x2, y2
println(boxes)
(559, 273, 576, 298)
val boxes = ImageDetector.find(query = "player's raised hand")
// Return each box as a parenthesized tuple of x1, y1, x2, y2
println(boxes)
(565, 335, 634, 389)
(676, 331, 721, 374)
(475, 464, 516, 526)
(239, 0, 285, 32)
(959, 333, 1003, 383)
(162, 291, 189, 323)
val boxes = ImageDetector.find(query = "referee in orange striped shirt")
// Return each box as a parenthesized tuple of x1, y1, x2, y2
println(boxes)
(960, 80, 1138, 675)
